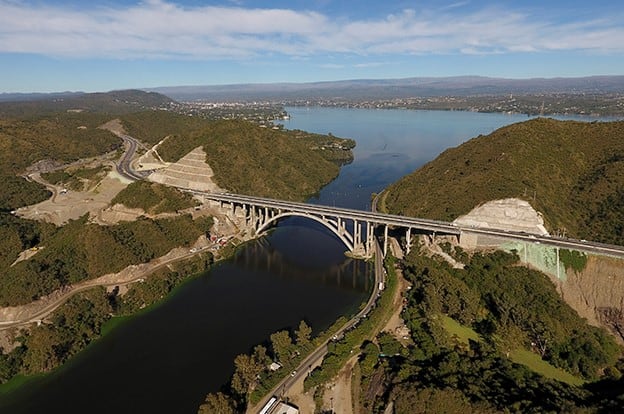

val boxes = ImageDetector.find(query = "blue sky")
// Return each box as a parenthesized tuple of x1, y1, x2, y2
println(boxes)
(1, 0, 623, 93)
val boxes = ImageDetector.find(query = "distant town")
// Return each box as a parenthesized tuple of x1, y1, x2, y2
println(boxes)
(167, 91, 624, 124)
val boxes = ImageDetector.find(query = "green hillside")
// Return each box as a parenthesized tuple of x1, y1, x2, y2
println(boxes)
(147, 117, 355, 200)
(0, 113, 121, 210)
(111, 181, 199, 214)
(383, 118, 624, 244)
(0, 90, 174, 118)
(124, 113, 355, 201)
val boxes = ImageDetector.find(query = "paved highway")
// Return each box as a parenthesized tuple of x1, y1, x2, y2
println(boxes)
(116, 134, 147, 181)
(202, 192, 624, 260)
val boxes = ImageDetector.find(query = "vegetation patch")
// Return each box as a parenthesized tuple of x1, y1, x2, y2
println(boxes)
(441, 315, 584, 386)
(0, 213, 55, 270)
(111, 181, 199, 214)
(352, 248, 624, 412)
(441, 315, 480, 344)
(559, 248, 588, 273)
(0, 214, 212, 306)
(0, 175, 50, 212)
(42, 165, 110, 191)
(509, 349, 585, 386)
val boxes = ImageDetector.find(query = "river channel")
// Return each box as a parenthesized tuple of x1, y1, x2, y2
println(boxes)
(0, 108, 568, 413)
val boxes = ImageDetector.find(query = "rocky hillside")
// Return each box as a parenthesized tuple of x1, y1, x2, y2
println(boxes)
(383, 118, 624, 244)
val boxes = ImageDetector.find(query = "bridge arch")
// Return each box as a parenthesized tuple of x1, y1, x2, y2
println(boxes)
(256, 212, 355, 252)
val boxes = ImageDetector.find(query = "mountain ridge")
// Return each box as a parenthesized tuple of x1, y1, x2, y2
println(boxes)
(146, 75, 624, 101)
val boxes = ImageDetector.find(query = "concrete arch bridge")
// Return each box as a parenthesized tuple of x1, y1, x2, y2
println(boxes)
(197, 192, 624, 262)
(202, 192, 461, 259)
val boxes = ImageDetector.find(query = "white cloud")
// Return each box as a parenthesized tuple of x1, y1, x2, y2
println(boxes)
(319, 63, 345, 69)
(0, 1, 622, 59)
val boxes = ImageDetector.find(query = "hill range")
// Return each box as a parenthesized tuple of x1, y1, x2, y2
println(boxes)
(3, 76, 623, 104)
(145, 75, 624, 101)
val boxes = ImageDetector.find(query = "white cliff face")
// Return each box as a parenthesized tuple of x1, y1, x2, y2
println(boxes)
(147, 146, 224, 193)
(453, 198, 549, 235)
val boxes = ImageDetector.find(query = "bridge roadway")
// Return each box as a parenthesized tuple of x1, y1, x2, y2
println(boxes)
(200, 192, 624, 260)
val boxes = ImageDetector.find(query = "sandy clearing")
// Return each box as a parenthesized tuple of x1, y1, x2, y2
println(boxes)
(321, 355, 358, 414)
(282, 371, 317, 414)
(15, 170, 129, 226)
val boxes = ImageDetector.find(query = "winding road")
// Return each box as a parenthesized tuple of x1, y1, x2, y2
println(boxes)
(116, 133, 149, 181)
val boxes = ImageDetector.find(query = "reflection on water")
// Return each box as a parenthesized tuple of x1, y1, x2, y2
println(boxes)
(235, 231, 370, 293)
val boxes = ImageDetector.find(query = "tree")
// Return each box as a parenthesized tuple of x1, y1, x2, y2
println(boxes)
(230, 353, 263, 397)
(295, 320, 312, 346)
(270, 330, 293, 363)
(253, 344, 271, 368)
(197, 392, 235, 414)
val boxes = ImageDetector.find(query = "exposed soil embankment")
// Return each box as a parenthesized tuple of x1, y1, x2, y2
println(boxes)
(554, 256, 624, 343)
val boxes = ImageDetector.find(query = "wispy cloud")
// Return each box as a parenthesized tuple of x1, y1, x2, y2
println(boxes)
(0, 0, 622, 60)
(319, 63, 345, 69)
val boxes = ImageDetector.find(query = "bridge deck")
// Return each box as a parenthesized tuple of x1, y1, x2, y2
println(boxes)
(199, 192, 624, 259)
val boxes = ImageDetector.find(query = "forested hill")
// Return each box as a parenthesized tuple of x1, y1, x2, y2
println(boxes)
(383, 118, 624, 244)
(0, 89, 174, 118)
(121, 111, 355, 201)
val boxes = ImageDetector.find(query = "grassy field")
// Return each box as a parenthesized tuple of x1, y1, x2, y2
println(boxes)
(441, 315, 480, 344)
(441, 315, 585, 386)
(509, 349, 585, 386)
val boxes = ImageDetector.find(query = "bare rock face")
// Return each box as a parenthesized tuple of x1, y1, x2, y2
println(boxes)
(453, 198, 548, 235)
(556, 255, 624, 343)
(147, 146, 224, 193)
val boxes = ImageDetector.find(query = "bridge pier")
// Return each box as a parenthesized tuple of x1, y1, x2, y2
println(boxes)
(405, 228, 412, 255)
(366, 223, 374, 258)
(204, 194, 463, 262)
(383, 225, 388, 257)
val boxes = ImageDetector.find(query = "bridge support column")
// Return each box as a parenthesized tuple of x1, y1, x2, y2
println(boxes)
(556, 247, 560, 280)
(405, 228, 412, 255)
(353, 220, 361, 255)
(251, 206, 257, 231)
(365, 222, 373, 258)
(383, 225, 388, 257)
